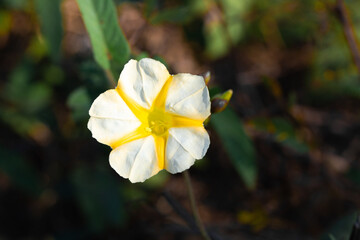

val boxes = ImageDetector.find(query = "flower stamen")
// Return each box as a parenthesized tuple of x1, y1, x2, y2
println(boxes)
(146, 108, 172, 136)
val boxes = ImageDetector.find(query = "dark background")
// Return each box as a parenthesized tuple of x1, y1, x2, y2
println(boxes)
(1, 0, 360, 239)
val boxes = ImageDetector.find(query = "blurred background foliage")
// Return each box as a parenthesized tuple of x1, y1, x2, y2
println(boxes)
(1, 0, 360, 239)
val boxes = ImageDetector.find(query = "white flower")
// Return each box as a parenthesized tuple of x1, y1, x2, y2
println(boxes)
(88, 58, 211, 183)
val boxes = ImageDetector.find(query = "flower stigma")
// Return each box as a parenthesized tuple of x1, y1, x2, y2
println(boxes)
(146, 108, 172, 136)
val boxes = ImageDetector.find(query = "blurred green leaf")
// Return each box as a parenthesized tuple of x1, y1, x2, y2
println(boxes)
(43, 65, 64, 85)
(221, 0, 251, 44)
(329, 234, 337, 240)
(26, 36, 49, 61)
(142, 170, 169, 189)
(76, 0, 130, 74)
(0, 10, 11, 35)
(0, 147, 42, 196)
(71, 164, 125, 232)
(205, 22, 229, 59)
(121, 185, 146, 202)
(3, 60, 33, 104)
(122, 171, 169, 203)
(315, 30, 352, 72)
(204, 0, 251, 58)
(307, 77, 360, 104)
(221, 0, 251, 19)
(3, 60, 52, 113)
(34, 0, 63, 61)
(209, 86, 222, 97)
(153, 55, 168, 68)
(1, 0, 28, 9)
(150, 6, 192, 24)
(79, 60, 109, 91)
(211, 108, 257, 189)
(135, 52, 149, 61)
(0, 108, 33, 136)
(25, 83, 52, 113)
(309, 5, 360, 104)
(188, 0, 210, 15)
(321, 212, 357, 240)
(251, 117, 309, 153)
(144, 0, 158, 18)
(347, 168, 360, 186)
(67, 87, 91, 121)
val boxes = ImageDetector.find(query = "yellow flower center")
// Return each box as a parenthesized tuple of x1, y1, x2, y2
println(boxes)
(113, 76, 204, 170)
(146, 108, 172, 136)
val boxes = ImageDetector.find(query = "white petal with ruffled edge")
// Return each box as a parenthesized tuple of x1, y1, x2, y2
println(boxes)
(168, 127, 210, 159)
(109, 136, 160, 183)
(165, 73, 210, 120)
(117, 58, 170, 109)
(88, 89, 141, 146)
(165, 134, 196, 174)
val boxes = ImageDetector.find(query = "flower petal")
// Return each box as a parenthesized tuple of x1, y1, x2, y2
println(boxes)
(89, 89, 138, 120)
(165, 73, 210, 120)
(109, 136, 160, 183)
(168, 127, 210, 159)
(165, 133, 196, 174)
(117, 58, 171, 109)
(88, 89, 141, 146)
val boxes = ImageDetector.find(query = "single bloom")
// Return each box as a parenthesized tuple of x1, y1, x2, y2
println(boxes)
(88, 58, 211, 183)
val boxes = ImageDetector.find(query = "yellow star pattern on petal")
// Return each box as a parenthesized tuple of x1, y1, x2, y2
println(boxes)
(113, 76, 203, 170)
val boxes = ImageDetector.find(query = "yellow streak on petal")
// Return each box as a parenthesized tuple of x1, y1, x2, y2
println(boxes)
(153, 135, 167, 169)
(151, 76, 173, 109)
(112, 73, 204, 172)
(170, 113, 204, 128)
(110, 126, 150, 149)
(116, 86, 149, 123)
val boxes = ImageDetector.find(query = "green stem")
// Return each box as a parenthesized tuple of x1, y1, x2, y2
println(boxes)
(104, 69, 117, 88)
(183, 170, 211, 240)
(336, 0, 360, 74)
